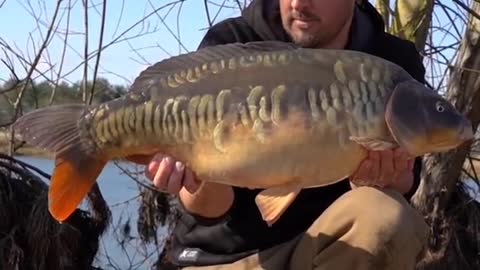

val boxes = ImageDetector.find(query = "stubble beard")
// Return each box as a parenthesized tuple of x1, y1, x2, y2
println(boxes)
(281, 11, 351, 49)
(287, 29, 323, 48)
(282, 16, 325, 48)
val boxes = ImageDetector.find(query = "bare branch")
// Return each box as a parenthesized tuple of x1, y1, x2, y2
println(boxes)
(212, 0, 229, 24)
(9, 0, 63, 112)
(81, 0, 89, 103)
(204, 0, 213, 27)
(49, 0, 73, 105)
(88, 0, 107, 105)
(453, 0, 480, 21)
(146, 0, 189, 54)
(61, 1, 180, 80)
(0, 38, 58, 86)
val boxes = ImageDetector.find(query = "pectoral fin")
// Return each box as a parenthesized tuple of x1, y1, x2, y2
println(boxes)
(255, 182, 302, 227)
(350, 136, 398, 151)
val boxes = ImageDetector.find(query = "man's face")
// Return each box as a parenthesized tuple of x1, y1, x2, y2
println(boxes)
(280, 0, 356, 48)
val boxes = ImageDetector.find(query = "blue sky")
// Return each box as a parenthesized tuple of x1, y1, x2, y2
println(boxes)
(0, 0, 464, 89)
(0, 0, 241, 86)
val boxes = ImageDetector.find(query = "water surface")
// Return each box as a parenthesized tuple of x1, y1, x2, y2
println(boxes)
(13, 156, 480, 269)
(16, 156, 166, 269)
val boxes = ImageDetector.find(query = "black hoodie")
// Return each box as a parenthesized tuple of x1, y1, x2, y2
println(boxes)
(168, 0, 426, 267)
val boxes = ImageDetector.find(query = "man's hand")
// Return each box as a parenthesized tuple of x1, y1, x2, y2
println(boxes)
(350, 148, 415, 194)
(145, 153, 201, 194)
(144, 153, 234, 218)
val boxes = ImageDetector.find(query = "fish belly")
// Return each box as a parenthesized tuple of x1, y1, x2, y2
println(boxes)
(85, 86, 384, 190)
(184, 119, 369, 189)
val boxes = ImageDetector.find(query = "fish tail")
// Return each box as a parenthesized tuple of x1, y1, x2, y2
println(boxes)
(13, 104, 107, 222)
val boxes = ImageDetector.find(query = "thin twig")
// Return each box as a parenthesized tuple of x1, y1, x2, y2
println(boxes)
(49, 0, 72, 105)
(204, 0, 212, 27)
(81, 0, 89, 103)
(88, 0, 107, 105)
(453, 0, 480, 21)
(9, 0, 64, 155)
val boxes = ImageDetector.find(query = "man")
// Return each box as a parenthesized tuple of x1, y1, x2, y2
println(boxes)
(145, 0, 429, 269)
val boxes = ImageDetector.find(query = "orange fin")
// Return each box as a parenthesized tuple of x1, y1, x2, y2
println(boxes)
(255, 182, 302, 227)
(49, 156, 107, 222)
(124, 154, 155, 165)
(11, 103, 108, 222)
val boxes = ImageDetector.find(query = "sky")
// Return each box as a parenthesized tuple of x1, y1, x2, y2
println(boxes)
(0, 0, 467, 89)
(0, 0, 242, 86)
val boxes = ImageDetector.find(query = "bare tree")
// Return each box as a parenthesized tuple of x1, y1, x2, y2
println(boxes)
(376, 0, 480, 268)
(411, 1, 480, 269)
(0, 1, 244, 269)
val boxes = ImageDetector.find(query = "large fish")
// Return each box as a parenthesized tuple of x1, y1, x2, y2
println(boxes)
(13, 41, 473, 226)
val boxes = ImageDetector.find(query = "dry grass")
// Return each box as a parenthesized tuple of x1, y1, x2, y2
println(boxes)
(0, 153, 108, 270)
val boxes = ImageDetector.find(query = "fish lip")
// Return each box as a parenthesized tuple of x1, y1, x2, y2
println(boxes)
(459, 120, 475, 142)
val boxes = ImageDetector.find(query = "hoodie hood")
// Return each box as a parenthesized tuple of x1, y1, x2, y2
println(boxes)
(241, 0, 291, 41)
(241, 0, 385, 51)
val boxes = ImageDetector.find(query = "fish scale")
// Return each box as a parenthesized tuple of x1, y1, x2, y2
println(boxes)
(86, 50, 397, 177)
(85, 77, 393, 181)
(87, 46, 399, 191)
(12, 41, 473, 226)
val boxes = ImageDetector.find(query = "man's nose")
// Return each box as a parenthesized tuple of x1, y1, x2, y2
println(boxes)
(291, 0, 310, 10)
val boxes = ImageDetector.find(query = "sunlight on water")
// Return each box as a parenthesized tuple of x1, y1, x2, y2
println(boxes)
(15, 156, 168, 269)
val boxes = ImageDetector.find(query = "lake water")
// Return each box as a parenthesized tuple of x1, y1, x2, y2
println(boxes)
(15, 156, 167, 269)
(11, 156, 480, 269)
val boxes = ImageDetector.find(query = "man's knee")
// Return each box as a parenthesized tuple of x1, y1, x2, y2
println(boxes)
(327, 186, 429, 245)
(347, 187, 429, 267)
(299, 186, 429, 269)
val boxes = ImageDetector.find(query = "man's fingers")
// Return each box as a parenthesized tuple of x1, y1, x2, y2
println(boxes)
(167, 161, 185, 194)
(351, 148, 415, 192)
(183, 169, 201, 193)
(369, 151, 381, 184)
(352, 160, 373, 185)
(406, 158, 415, 172)
(153, 156, 175, 191)
(144, 153, 201, 195)
(379, 150, 394, 185)
(392, 170, 414, 194)
(393, 149, 410, 172)
(145, 153, 165, 179)
(146, 161, 158, 180)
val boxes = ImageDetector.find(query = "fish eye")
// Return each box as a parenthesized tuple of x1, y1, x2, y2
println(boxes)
(435, 101, 445, 112)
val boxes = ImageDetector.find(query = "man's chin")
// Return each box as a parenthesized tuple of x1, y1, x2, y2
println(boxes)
(290, 33, 318, 48)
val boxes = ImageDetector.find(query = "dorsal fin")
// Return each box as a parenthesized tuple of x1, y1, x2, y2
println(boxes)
(128, 41, 300, 92)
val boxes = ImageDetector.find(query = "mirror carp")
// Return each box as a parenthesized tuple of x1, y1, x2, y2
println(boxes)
(13, 41, 474, 226)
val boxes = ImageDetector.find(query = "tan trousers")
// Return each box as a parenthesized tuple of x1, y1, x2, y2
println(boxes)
(183, 187, 429, 270)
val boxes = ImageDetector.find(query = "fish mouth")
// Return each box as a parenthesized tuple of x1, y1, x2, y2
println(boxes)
(430, 141, 466, 152)
(428, 125, 474, 153)
(458, 121, 474, 142)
